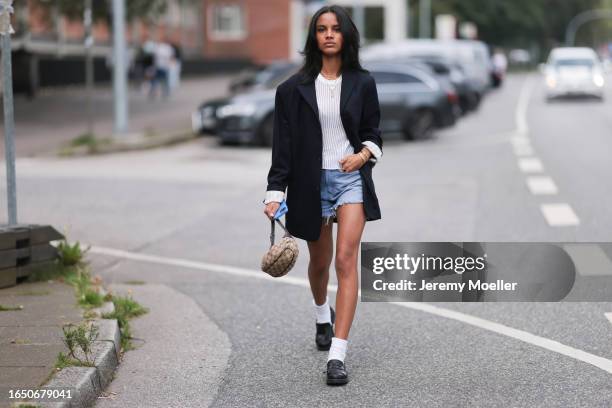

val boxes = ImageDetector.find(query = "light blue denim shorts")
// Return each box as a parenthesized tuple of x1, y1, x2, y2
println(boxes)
(321, 169, 363, 224)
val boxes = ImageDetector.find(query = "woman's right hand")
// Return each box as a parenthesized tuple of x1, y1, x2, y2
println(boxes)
(264, 202, 281, 220)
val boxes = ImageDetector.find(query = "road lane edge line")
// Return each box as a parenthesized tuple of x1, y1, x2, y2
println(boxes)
(89, 245, 612, 375)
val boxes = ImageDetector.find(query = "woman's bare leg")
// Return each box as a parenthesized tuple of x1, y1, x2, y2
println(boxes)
(334, 203, 366, 339)
(307, 220, 334, 305)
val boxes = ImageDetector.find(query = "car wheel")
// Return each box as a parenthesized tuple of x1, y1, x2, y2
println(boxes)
(258, 114, 274, 147)
(406, 110, 435, 140)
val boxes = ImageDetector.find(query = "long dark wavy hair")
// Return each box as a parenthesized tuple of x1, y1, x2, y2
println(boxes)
(298, 5, 366, 84)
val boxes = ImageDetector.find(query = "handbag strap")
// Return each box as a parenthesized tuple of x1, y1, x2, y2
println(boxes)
(269, 218, 290, 247)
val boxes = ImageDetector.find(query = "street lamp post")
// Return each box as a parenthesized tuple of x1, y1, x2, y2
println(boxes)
(565, 9, 612, 46)
(419, 0, 431, 39)
(112, 0, 128, 135)
(1, 0, 17, 226)
(84, 0, 94, 135)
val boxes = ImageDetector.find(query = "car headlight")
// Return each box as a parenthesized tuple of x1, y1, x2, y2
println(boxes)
(217, 103, 257, 118)
(546, 75, 557, 88)
(593, 74, 605, 88)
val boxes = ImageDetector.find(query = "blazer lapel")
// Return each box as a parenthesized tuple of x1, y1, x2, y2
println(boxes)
(297, 80, 319, 122)
(340, 68, 356, 113)
(297, 68, 358, 120)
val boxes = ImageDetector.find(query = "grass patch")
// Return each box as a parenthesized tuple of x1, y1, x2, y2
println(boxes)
(26, 261, 72, 283)
(61, 322, 99, 366)
(57, 240, 89, 267)
(103, 295, 148, 351)
(78, 289, 104, 308)
(122, 280, 146, 285)
(55, 351, 94, 370)
(0, 304, 24, 311)
(69, 133, 112, 154)
(14, 290, 50, 296)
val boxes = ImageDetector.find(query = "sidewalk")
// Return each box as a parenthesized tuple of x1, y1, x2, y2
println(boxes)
(95, 283, 230, 408)
(0, 75, 236, 158)
(0, 280, 82, 408)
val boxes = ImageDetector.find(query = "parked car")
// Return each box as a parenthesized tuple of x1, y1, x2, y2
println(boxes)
(215, 66, 299, 145)
(210, 61, 458, 146)
(364, 53, 478, 114)
(362, 39, 492, 109)
(364, 62, 459, 140)
(541, 47, 605, 101)
(191, 61, 299, 135)
(228, 61, 299, 94)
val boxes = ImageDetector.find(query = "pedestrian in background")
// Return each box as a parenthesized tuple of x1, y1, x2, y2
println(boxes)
(149, 41, 174, 100)
(263, 5, 382, 386)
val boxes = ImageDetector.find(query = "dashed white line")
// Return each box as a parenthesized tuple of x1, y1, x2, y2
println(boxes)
(526, 176, 559, 195)
(512, 143, 535, 157)
(510, 135, 531, 146)
(518, 157, 544, 173)
(89, 244, 612, 375)
(515, 77, 534, 135)
(605, 313, 612, 326)
(540, 204, 580, 226)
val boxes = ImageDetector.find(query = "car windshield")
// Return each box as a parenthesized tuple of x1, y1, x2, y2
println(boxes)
(553, 58, 595, 68)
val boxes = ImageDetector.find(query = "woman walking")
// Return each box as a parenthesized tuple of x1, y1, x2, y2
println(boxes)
(263, 5, 382, 385)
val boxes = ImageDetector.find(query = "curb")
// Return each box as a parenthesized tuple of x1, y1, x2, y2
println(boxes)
(34, 293, 121, 407)
(55, 130, 197, 158)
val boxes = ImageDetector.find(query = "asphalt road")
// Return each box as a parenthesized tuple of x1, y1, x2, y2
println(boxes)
(1, 73, 612, 407)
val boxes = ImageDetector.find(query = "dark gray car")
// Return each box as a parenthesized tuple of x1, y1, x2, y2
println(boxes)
(364, 62, 459, 140)
(212, 62, 458, 146)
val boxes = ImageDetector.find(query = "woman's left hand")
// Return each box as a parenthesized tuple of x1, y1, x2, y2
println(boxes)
(339, 154, 366, 172)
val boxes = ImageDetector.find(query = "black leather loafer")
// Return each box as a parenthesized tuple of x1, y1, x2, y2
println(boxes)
(326, 359, 348, 385)
(315, 306, 335, 351)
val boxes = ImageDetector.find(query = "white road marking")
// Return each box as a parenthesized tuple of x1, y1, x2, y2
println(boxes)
(510, 135, 531, 146)
(518, 158, 544, 173)
(540, 204, 580, 226)
(563, 245, 612, 276)
(605, 313, 612, 326)
(526, 176, 559, 195)
(515, 77, 534, 135)
(90, 244, 612, 375)
(512, 143, 535, 157)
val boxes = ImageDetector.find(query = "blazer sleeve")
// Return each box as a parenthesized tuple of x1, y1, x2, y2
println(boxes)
(266, 87, 292, 193)
(359, 75, 383, 159)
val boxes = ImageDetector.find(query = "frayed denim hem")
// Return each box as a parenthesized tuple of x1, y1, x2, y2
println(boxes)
(322, 201, 364, 225)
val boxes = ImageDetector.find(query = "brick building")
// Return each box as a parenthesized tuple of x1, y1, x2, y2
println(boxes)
(10, 0, 399, 93)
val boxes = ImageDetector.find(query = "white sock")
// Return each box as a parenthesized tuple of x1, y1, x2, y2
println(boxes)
(327, 337, 348, 362)
(313, 295, 331, 324)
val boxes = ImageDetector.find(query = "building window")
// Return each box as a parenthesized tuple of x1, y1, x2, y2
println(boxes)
(337, 6, 384, 43)
(364, 7, 384, 41)
(209, 3, 247, 41)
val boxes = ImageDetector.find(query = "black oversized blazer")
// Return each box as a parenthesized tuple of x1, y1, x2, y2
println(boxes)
(266, 68, 383, 242)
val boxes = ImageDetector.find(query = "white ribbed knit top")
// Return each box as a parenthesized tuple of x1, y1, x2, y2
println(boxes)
(315, 73, 354, 170)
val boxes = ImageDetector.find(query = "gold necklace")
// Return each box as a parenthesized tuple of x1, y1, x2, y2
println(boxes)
(320, 71, 339, 80)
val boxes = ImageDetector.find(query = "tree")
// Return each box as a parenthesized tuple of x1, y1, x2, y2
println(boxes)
(431, 0, 605, 50)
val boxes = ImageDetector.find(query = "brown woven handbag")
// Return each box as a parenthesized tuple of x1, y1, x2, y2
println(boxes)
(261, 219, 298, 277)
